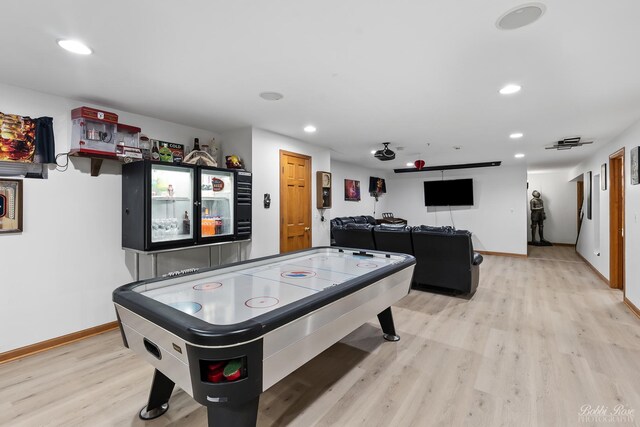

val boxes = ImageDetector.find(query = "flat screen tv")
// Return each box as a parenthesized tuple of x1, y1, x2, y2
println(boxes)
(424, 179, 474, 206)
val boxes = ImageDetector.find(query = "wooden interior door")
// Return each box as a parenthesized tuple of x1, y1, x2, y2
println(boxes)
(280, 150, 312, 253)
(609, 148, 625, 291)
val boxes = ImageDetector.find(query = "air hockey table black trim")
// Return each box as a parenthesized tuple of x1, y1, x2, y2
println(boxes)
(113, 247, 416, 347)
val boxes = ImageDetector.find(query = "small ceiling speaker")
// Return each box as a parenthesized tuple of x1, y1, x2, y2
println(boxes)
(496, 3, 546, 30)
(414, 160, 426, 170)
(259, 92, 284, 101)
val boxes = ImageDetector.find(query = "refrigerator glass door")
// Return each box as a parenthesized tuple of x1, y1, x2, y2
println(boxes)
(200, 169, 234, 238)
(150, 164, 194, 243)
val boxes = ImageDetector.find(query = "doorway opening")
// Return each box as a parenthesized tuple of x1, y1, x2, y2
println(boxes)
(609, 148, 625, 292)
(576, 179, 584, 234)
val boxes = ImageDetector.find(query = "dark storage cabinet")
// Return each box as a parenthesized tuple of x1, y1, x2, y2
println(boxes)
(122, 160, 251, 251)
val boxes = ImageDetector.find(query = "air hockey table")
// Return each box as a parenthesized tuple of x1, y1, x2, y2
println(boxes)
(113, 246, 415, 426)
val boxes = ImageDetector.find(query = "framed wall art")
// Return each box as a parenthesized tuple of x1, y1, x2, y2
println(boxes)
(0, 178, 23, 233)
(586, 171, 592, 220)
(316, 171, 332, 209)
(601, 163, 607, 190)
(631, 147, 639, 185)
(344, 179, 360, 201)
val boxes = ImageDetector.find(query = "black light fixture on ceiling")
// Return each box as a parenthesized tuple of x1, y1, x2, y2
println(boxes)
(545, 137, 593, 150)
(374, 142, 396, 161)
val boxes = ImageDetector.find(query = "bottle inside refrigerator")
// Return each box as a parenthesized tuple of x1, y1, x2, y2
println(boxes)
(200, 169, 234, 238)
(150, 164, 194, 243)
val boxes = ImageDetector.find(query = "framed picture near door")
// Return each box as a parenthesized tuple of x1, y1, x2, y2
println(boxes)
(586, 171, 592, 220)
(0, 178, 23, 233)
(631, 147, 639, 185)
(601, 163, 607, 190)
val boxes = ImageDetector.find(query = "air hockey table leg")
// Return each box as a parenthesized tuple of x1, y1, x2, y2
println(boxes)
(206, 397, 260, 427)
(377, 307, 400, 342)
(139, 369, 175, 420)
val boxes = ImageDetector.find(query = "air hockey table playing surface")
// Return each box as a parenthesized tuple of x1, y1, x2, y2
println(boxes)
(113, 246, 415, 426)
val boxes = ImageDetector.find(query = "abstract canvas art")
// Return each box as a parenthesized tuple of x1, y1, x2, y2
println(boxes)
(344, 179, 360, 201)
(0, 112, 36, 162)
(0, 179, 23, 233)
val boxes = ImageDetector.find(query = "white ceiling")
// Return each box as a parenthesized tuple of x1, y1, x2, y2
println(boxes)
(2, 0, 640, 171)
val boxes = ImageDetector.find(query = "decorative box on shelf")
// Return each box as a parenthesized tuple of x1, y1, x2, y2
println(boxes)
(70, 107, 147, 176)
(71, 106, 118, 158)
(115, 123, 143, 163)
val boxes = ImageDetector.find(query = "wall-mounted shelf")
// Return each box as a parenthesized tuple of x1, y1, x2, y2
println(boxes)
(0, 160, 48, 179)
(70, 151, 140, 177)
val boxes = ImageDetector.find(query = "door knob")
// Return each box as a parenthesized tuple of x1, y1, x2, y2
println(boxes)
(304, 227, 310, 231)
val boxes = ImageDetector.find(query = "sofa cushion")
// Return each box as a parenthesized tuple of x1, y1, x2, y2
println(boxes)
(414, 225, 454, 234)
(411, 225, 478, 294)
(351, 216, 367, 224)
(344, 223, 372, 230)
(373, 225, 413, 255)
(333, 223, 376, 250)
(378, 223, 408, 231)
(362, 215, 376, 225)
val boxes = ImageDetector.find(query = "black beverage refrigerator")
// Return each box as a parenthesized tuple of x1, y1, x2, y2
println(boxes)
(122, 160, 251, 251)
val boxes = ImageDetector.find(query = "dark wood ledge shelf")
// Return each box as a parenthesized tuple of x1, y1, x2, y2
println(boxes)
(69, 151, 138, 177)
(394, 161, 501, 173)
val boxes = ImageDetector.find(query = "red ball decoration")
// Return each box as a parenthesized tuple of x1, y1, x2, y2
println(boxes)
(414, 160, 425, 170)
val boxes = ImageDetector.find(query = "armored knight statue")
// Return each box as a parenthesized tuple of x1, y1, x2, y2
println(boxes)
(530, 190, 552, 246)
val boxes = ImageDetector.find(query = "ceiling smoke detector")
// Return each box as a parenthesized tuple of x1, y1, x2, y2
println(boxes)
(546, 136, 593, 150)
(496, 3, 546, 30)
(373, 143, 396, 161)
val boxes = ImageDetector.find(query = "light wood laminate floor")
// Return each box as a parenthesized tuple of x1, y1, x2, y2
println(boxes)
(2, 247, 639, 427)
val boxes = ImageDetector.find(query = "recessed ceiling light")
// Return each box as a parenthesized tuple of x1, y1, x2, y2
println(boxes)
(514, 153, 525, 158)
(510, 132, 524, 139)
(406, 162, 414, 167)
(453, 146, 462, 150)
(57, 39, 92, 55)
(497, 3, 546, 30)
(371, 150, 377, 154)
(304, 125, 316, 133)
(500, 84, 521, 95)
(259, 92, 284, 101)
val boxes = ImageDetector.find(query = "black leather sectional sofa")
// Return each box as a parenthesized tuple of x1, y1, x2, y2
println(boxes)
(330, 217, 483, 295)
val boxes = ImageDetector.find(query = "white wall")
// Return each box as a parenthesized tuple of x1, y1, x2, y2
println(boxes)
(221, 127, 252, 171)
(248, 128, 331, 259)
(0, 83, 219, 353)
(526, 169, 578, 244)
(571, 116, 640, 309)
(384, 165, 528, 255)
(329, 160, 388, 219)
